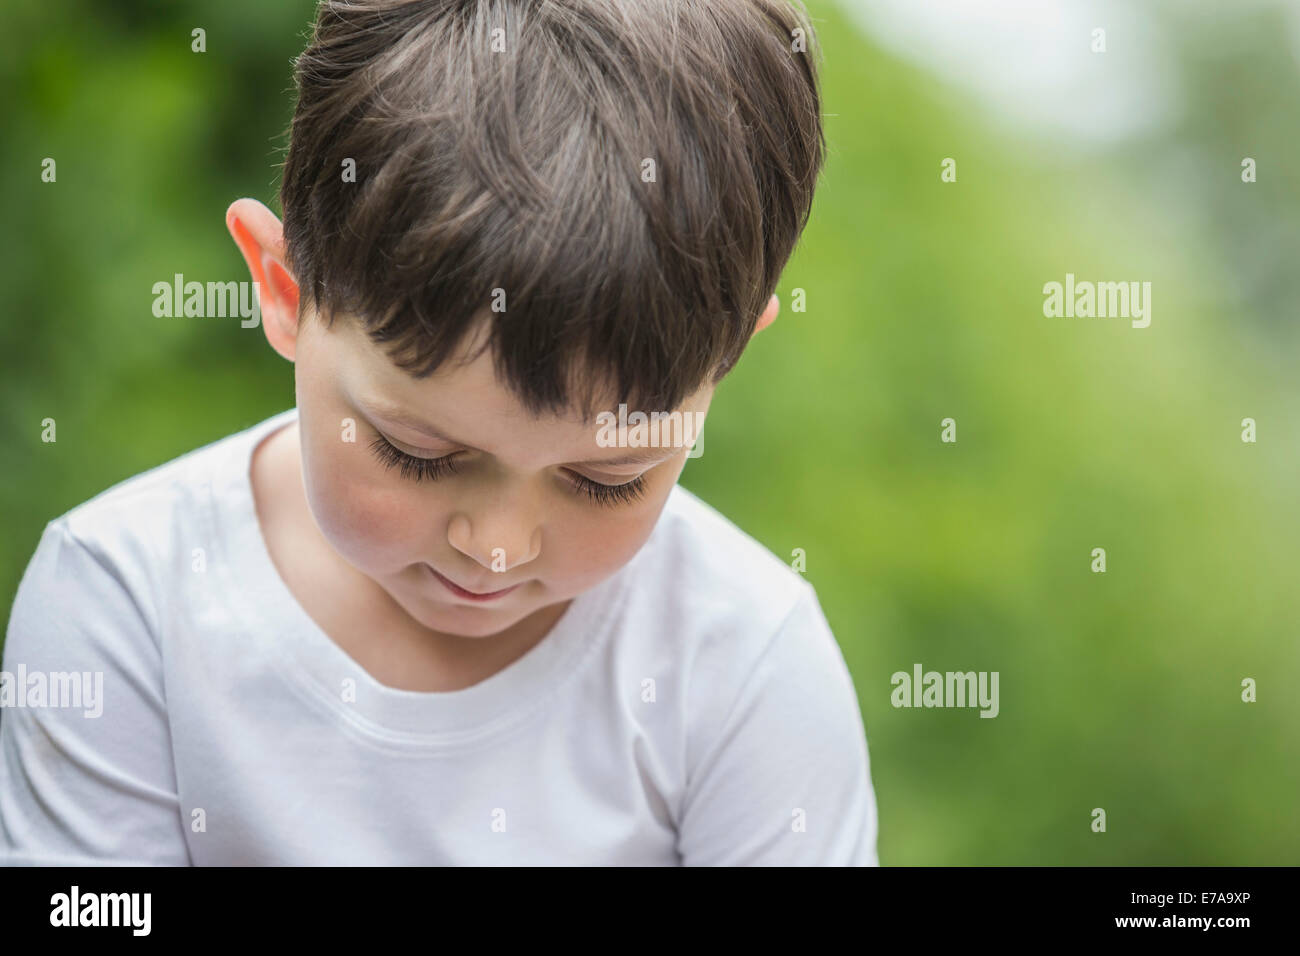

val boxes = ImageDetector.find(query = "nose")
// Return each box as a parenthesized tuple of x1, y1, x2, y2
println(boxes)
(446, 492, 542, 574)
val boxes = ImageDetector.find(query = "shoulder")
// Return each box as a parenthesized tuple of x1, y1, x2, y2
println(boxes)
(11, 410, 295, 632)
(630, 488, 876, 864)
(54, 409, 295, 555)
(640, 482, 812, 624)
(57, 412, 287, 547)
(627, 483, 852, 747)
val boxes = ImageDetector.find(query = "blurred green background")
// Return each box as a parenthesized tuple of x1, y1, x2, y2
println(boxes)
(2, 0, 1296, 863)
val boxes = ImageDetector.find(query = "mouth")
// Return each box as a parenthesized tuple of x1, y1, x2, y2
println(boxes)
(423, 564, 521, 602)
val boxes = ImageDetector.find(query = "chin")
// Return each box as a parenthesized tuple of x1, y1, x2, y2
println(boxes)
(406, 595, 520, 639)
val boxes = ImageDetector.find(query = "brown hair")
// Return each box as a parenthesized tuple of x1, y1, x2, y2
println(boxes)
(280, 0, 824, 419)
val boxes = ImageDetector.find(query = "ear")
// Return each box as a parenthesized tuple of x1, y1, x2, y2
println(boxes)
(225, 198, 301, 361)
(753, 294, 779, 336)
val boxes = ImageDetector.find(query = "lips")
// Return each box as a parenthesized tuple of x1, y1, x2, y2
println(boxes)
(424, 564, 520, 602)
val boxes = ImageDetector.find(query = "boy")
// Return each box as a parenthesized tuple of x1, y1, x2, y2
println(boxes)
(1, 0, 877, 865)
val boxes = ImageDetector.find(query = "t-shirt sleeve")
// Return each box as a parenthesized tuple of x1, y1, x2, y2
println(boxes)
(0, 519, 191, 865)
(677, 582, 879, 866)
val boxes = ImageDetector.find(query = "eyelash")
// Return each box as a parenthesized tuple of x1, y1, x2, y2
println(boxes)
(367, 435, 648, 506)
(368, 435, 462, 482)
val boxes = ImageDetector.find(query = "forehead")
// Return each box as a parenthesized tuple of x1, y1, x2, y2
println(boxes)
(335, 311, 599, 422)
(319, 312, 711, 466)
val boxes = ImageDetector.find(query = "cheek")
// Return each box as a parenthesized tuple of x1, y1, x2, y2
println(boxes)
(300, 427, 433, 570)
(550, 484, 675, 585)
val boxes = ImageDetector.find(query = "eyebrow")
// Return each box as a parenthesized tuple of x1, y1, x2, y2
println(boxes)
(361, 401, 678, 468)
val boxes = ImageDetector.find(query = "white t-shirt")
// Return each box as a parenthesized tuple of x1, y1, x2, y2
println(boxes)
(1, 407, 878, 865)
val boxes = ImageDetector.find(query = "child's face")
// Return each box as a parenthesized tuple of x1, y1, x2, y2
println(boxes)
(292, 310, 711, 638)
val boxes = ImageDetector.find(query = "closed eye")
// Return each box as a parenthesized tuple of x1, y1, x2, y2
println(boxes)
(368, 435, 461, 482)
(370, 433, 648, 506)
(564, 470, 648, 506)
